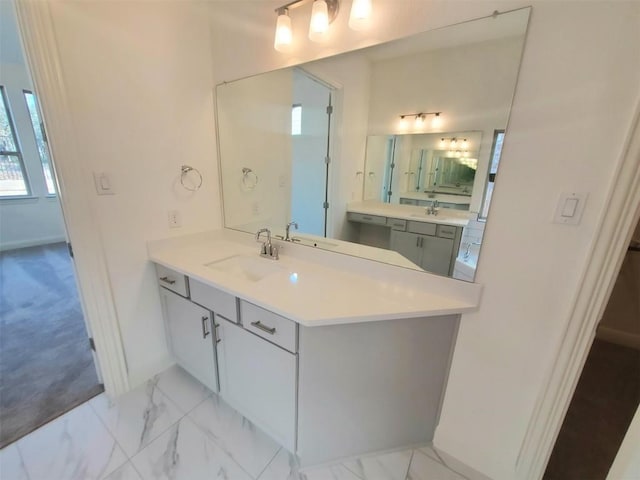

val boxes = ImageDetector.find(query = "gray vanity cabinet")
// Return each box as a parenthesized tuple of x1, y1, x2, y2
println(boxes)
(160, 289, 218, 392)
(390, 230, 455, 276)
(216, 316, 297, 451)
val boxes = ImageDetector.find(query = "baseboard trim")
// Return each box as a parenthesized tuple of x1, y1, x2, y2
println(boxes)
(596, 326, 640, 350)
(0, 236, 67, 252)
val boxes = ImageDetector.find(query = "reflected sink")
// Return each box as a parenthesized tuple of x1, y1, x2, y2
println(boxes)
(205, 255, 285, 282)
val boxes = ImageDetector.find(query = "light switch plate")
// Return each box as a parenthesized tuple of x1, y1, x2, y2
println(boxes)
(553, 192, 587, 225)
(93, 172, 115, 195)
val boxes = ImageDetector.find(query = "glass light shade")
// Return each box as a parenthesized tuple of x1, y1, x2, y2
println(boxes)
(450, 138, 457, 148)
(274, 12, 293, 53)
(349, 0, 372, 31)
(431, 113, 443, 128)
(439, 138, 446, 148)
(398, 116, 408, 131)
(415, 115, 425, 127)
(309, 0, 329, 42)
(461, 138, 469, 149)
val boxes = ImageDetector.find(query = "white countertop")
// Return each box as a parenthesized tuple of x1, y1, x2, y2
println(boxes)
(399, 191, 472, 205)
(347, 201, 470, 228)
(147, 230, 482, 327)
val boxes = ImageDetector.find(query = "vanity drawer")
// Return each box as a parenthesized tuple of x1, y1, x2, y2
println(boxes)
(240, 301, 297, 353)
(156, 264, 189, 297)
(386, 218, 407, 231)
(190, 279, 238, 323)
(347, 212, 387, 226)
(437, 225, 458, 239)
(407, 221, 437, 236)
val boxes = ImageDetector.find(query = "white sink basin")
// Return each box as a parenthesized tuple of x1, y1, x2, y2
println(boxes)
(205, 255, 285, 282)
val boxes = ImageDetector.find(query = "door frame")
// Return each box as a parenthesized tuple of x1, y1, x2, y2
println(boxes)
(516, 99, 640, 479)
(13, 0, 129, 396)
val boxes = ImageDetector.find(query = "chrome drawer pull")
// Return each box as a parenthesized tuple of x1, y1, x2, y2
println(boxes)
(160, 276, 176, 285)
(214, 323, 221, 344)
(251, 321, 276, 335)
(201, 316, 210, 339)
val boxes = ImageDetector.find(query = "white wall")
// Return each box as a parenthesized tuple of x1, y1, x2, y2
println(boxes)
(0, 62, 65, 250)
(26, 1, 640, 479)
(44, 1, 222, 385)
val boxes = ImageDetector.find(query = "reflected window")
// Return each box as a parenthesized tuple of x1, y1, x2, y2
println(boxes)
(479, 130, 505, 220)
(291, 104, 302, 136)
(24, 90, 56, 194)
(0, 86, 29, 197)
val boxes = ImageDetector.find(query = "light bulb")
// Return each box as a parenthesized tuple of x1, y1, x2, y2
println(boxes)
(349, 0, 372, 31)
(461, 138, 469, 149)
(274, 10, 293, 53)
(431, 112, 442, 128)
(309, 0, 329, 42)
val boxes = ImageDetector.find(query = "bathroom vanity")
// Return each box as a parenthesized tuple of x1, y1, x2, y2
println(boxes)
(148, 230, 481, 467)
(347, 201, 468, 276)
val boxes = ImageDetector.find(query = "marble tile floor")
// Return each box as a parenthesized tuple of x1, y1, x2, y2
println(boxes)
(0, 365, 479, 480)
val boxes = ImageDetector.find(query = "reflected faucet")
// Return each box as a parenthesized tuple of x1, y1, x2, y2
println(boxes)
(285, 221, 299, 242)
(426, 200, 439, 216)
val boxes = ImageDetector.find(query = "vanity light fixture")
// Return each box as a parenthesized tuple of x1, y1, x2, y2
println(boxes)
(349, 0, 373, 30)
(431, 112, 443, 128)
(450, 138, 458, 148)
(274, 8, 294, 52)
(273, 0, 348, 50)
(461, 138, 469, 149)
(309, 0, 330, 41)
(399, 115, 408, 130)
(398, 111, 442, 130)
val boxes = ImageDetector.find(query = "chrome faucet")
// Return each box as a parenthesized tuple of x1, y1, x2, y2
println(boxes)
(285, 221, 298, 242)
(426, 200, 439, 216)
(463, 241, 482, 260)
(255, 228, 279, 260)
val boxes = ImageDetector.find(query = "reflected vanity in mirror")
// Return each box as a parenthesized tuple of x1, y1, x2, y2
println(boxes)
(216, 7, 530, 282)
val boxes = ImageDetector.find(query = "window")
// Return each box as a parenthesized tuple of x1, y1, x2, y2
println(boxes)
(291, 104, 302, 136)
(24, 90, 56, 194)
(0, 86, 29, 197)
(479, 130, 505, 220)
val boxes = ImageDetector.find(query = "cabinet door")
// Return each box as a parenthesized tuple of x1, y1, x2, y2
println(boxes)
(161, 289, 218, 392)
(420, 235, 455, 276)
(217, 319, 297, 451)
(390, 230, 422, 266)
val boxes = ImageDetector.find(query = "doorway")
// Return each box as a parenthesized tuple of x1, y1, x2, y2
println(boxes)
(0, 3, 102, 448)
(543, 220, 640, 479)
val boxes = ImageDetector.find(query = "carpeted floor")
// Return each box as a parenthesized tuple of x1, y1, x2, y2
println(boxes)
(0, 243, 103, 448)
(543, 338, 640, 480)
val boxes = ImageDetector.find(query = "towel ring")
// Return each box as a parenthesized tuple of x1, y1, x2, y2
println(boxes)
(242, 167, 258, 190)
(180, 165, 202, 192)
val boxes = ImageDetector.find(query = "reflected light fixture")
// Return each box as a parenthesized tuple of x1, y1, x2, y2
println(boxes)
(431, 112, 443, 128)
(397, 111, 442, 130)
(274, 8, 293, 52)
(349, 0, 372, 30)
(273, 0, 370, 51)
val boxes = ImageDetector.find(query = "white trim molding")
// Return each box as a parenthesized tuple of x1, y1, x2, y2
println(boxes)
(516, 97, 640, 479)
(13, 0, 130, 396)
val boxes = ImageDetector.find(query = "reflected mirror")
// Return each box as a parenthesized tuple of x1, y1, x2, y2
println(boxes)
(216, 8, 530, 282)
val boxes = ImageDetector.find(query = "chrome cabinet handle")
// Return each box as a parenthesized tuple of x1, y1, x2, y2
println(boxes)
(201, 316, 210, 339)
(251, 321, 276, 335)
(160, 276, 176, 285)
(214, 323, 221, 344)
